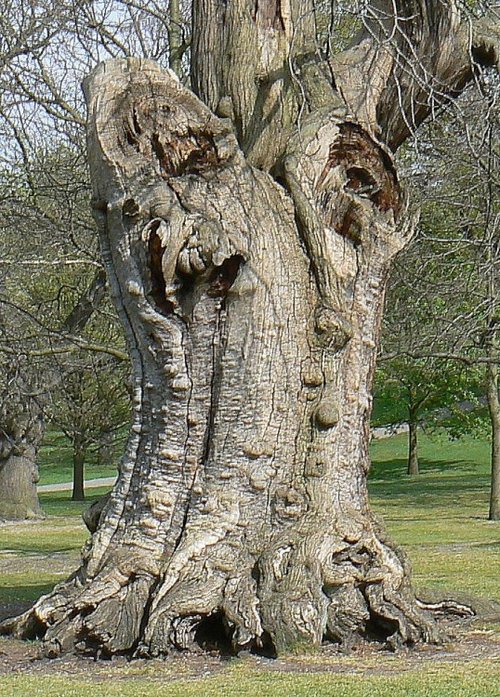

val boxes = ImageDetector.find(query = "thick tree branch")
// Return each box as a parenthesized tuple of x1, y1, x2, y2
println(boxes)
(331, 2, 500, 149)
(191, 0, 329, 169)
(0, 340, 128, 363)
(62, 269, 107, 334)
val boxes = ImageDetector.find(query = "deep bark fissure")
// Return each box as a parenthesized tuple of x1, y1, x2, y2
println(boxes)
(148, 221, 175, 316)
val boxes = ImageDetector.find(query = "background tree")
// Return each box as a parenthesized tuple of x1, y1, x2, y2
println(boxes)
(49, 349, 130, 501)
(0, 0, 183, 518)
(377, 76, 499, 512)
(374, 357, 482, 475)
(0, 143, 111, 517)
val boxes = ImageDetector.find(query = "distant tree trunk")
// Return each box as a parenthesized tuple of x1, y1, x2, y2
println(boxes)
(407, 407, 420, 476)
(72, 433, 86, 501)
(487, 362, 500, 520)
(168, 0, 182, 76)
(0, 372, 44, 519)
(0, 448, 43, 520)
(4, 0, 497, 658)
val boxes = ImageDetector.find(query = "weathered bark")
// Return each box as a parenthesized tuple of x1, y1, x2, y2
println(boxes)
(487, 362, 500, 521)
(407, 411, 419, 477)
(191, 0, 332, 170)
(3, 0, 497, 657)
(0, 58, 437, 656)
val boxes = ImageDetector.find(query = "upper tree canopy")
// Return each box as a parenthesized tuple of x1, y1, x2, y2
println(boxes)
(191, 1, 499, 164)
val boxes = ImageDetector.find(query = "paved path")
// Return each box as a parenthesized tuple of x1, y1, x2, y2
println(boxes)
(371, 424, 408, 440)
(37, 476, 117, 493)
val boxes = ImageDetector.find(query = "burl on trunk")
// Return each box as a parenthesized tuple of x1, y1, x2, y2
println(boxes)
(2, 0, 498, 657)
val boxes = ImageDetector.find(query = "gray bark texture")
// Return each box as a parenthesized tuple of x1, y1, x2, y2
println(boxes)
(2, 0, 498, 657)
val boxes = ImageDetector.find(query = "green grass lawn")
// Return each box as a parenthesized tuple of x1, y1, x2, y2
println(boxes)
(0, 488, 109, 604)
(1, 432, 499, 697)
(4, 433, 498, 605)
(369, 433, 499, 601)
(2, 662, 499, 697)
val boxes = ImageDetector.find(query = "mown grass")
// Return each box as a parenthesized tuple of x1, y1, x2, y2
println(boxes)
(37, 487, 111, 517)
(369, 433, 499, 601)
(0, 488, 109, 604)
(1, 659, 499, 697)
(2, 434, 498, 604)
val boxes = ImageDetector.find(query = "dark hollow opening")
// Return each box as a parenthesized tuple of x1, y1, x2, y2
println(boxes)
(148, 222, 174, 315)
(364, 612, 401, 646)
(345, 166, 377, 193)
(207, 255, 245, 297)
(194, 611, 234, 655)
(249, 629, 277, 659)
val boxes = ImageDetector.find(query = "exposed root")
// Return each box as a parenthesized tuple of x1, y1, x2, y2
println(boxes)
(416, 597, 476, 620)
(0, 525, 475, 658)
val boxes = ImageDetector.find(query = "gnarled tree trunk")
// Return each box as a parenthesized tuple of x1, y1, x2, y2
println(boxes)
(0, 375, 43, 520)
(3, 0, 498, 657)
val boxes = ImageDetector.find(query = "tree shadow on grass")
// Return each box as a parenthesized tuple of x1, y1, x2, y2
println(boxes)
(369, 457, 478, 480)
(0, 582, 55, 608)
(0, 544, 81, 555)
(39, 488, 111, 518)
(368, 458, 490, 507)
